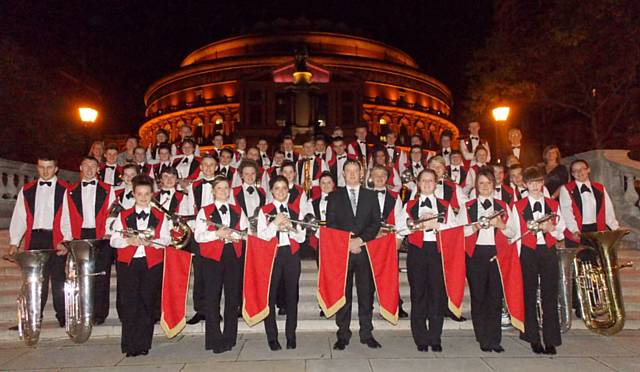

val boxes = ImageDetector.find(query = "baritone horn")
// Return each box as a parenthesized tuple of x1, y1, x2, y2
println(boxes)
(150, 198, 192, 250)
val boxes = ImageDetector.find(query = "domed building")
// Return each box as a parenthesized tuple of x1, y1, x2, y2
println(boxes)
(139, 19, 458, 146)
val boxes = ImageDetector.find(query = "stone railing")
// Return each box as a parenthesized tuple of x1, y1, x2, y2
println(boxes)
(563, 150, 640, 247)
(0, 158, 79, 228)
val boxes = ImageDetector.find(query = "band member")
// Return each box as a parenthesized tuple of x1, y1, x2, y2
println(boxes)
(100, 144, 123, 186)
(61, 156, 116, 325)
(328, 137, 353, 187)
(194, 177, 248, 353)
(172, 138, 201, 183)
(146, 129, 170, 163)
(133, 146, 154, 178)
(113, 164, 141, 211)
(231, 160, 266, 219)
(279, 161, 310, 216)
(463, 147, 490, 195)
(369, 148, 401, 193)
(117, 136, 138, 165)
(402, 169, 457, 352)
(210, 134, 225, 157)
(460, 121, 491, 163)
(155, 167, 190, 215)
(421, 156, 467, 212)
(9, 155, 70, 327)
(256, 175, 307, 350)
(383, 132, 407, 172)
(257, 138, 271, 169)
(110, 175, 170, 357)
(458, 168, 510, 352)
(410, 134, 424, 147)
(503, 128, 538, 167)
(403, 145, 427, 180)
(232, 135, 247, 166)
(509, 163, 550, 200)
(217, 148, 241, 187)
(172, 125, 200, 156)
(331, 126, 344, 139)
(315, 135, 331, 162)
(88, 140, 105, 164)
(447, 150, 467, 186)
(281, 135, 299, 163)
(309, 171, 335, 255)
(505, 167, 566, 355)
(326, 159, 381, 350)
(435, 130, 454, 166)
(347, 124, 369, 161)
(150, 144, 173, 180)
(185, 154, 219, 325)
(491, 164, 515, 206)
(297, 139, 328, 198)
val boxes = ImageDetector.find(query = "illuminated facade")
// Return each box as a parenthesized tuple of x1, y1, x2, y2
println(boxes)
(139, 21, 458, 146)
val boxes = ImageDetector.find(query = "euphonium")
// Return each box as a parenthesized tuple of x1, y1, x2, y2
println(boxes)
(150, 198, 192, 250)
(573, 229, 631, 336)
(556, 246, 580, 333)
(15, 249, 53, 346)
(63, 239, 106, 343)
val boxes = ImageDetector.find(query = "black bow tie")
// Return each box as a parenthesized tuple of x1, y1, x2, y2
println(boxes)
(181, 157, 190, 164)
(386, 145, 394, 149)
(451, 168, 459, 173)
(580, 184, 591, 193)
(358, 140, 365, 144)
(39, 181, 52, 187)
(414, 163, 422, 169)
(218, 205, 228, 214)
(512, 146, 520, 150)
(375, 190, 385, 195)
(202, 179, 216, 186)
(279, 205, 288, 213)
(105, 165, 115, 170)
(160, 189, 171, 196)
(495, 186, 501, 192)
(438, 180, 444, 185)
(443, 149, 450, 155)
(420, 197, 433, 209)
(337, 155, 346, 160)
(286, 153, 293, 158)
(126, 191, 133, 199)
(520, 188, 528, 195)
(322, 196, 327, 202)
(470, 136, 479, 141)
(247, 186, 255, 195)
(82, 180, 96, 187)
(262, 153, 268, 158)
(481, 199, 492, 210)
(533, 201, 542, 213)
(220, 167, 227, 175)
(135, 210, 149, 220)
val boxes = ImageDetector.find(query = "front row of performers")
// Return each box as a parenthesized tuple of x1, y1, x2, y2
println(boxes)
(9, 154, 619, 357)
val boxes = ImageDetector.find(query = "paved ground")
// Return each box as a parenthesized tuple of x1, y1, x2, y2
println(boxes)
(0, 329, 639, 371)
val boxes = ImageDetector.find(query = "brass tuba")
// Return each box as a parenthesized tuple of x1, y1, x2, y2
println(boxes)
(573, 229, 631, 336)
(150, 198, 192, 250)
(63, 239, 106, 343)
(556, 246, 580, 333)
(15, 249, 53, 346)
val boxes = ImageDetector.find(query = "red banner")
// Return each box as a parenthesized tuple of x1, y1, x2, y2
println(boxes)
(437, 226, 466, 318)
(366, 233, 399, 324)
(161, 248, 192, 338)
(495, 235, 525, 332)
(317, 227, 351, 318)
(242, 235, 278, 326)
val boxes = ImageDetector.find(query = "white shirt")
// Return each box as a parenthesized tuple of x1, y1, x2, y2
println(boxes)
(319, 193, 329, 221)
(358, 140, 367, 157)
(512, 146, 521, 160)
(102, 163, 118, 185)
(504, 195, 566, 254)
(411, 161, 424, 176)
(257, 200, 306, 246)
(9, 177, 69, 245)
(242, 183, 261, 218)
(284, 151, 296, 161)
(449, 165, 463, 184)
(334, 153, 348, 187)
(193, 200, 248, 243)
(461, 196, 496, 245)
(441, 147, 452, 165)
(417, 194, 439, 242)
(559, 181, 619, 233)
(260, 151, 271, 168)
(80, 179, 98, 228)
(175, 154, 195, 179)
(116, 185, 136, 210)
(109, 206, 171, 257)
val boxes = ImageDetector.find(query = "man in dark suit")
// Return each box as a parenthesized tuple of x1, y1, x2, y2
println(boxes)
(326, 159, 381, 350)
(504, 128, 538, 167)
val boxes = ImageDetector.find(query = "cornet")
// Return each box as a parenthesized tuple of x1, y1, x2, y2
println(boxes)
(267, 213, 321, 233)
(113, 228, 170, 248)
(510, 213, 559, 243)
(199, 219, 248, 243)
(469, 210, 505, 230)
(406, 213, 445, 232)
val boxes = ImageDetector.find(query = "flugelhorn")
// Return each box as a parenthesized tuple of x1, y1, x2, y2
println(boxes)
(468, 210, 505, 230)
(510, 213, 559, 243)
(113, 228, 171, 248)
(267, 213, 320, 233)
(406, 213, 445, 232)
(199, 219, 248, 243)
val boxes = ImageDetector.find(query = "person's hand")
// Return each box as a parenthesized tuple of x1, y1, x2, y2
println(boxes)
(56, 242, 68, 256)
(272, 213, 290, 229)
(541, 220, 555, 233)
(422, 218, 438, 231)
(8, 245, 17, 257)
(178, 179, 191, 190)
(348, 238, 362, 254)
(491, 216, 506, 230)
(126, 236, 146, 246)
(216, 227, 234, 240)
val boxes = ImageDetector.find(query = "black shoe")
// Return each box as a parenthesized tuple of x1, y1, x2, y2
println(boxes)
(417, 344, 428, 352)
(493, 345, 505, 353)
(543, 345, 557, 355)
(333, 339, 348, 350)
(8, 325, 18, 331)
(212, 346, 225, 354)
(480, 346, 493, 352)
(139, 350, 148, 356)
(268, 340, 282, 351)
(286, 339, 297, 349)
(431, 344, 443, 352)
(399, 307, 409, 319)
(319, 310, 325, 318)
(531, 342, 544, 354)
(58, 319, 65, 328)
(361, 337, 382, 349)
(278, 308, 286, 316)
(93, 318, 106, 325)
(574, 308, 582, 319)
(125, 352, 134, 357)
(186, 313, 205, 325)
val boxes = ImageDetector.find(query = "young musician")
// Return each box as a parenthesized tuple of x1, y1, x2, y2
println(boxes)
(326, 159, 381, 350)
(421, 156, 467, 212)
(402, 169, 457, 352)
(509, 163, 550, 200)
(113, 164, 140, 211)
(403, 145, 427, 180)
(369, 148, 401, 193)
(327, 137, 353, 187)
(217, 148, 240, 187)
(383, 132, 407, 172)
(155, 167, 189, 216)
(117, 136, 138, 165)
(100, 144, 123, 186)
(256, 175, 307, 350)
(315, 135, 331, 162)
(279, 161, 310, 216)
(172, 125, 200, 156)
(151, 144, 173, 180)
(460, 121, 491, 163)
(297, 139, 328, 198)
(447, 150, 467, 186)
(110, 175, 171, 357)
(281, 135, 299, 163)
(309, 171, 335, 255)
(194, 177, 248, 353)
(172, 138, 201, 183)
(347, 124, 369, 161)
(505, 167, 566, 355)
(458, 168, 511, 352)
(463, 147, 490, 195)
(257, 138, 271, 169)
(210, 134, 225, 157)
(146, 129, 170, 163)
(61, 156, 116, 325)
(133, 146, 154, 178)
(435, 130, 454, 166)
(232, 135, 247, 166)
(9, 155, 71, 328)
(231, 160, 266, 219)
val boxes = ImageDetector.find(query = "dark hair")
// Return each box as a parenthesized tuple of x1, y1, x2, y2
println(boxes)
(122, 163, 140, 174)
(132, 175, 154, 191)
(410, 145, 423, 154)
(417, 168, 437, 182)
(181, 138, 195, 146)
(332, 136, 345, 144)
(105, 143, 119, 152)
(319, 170, 335, 184)
(371, 147, 389, 164)
(370, 164, 389, 178)
(155, 129, 169, 139)
(157, 143, 171, 152)
(450, 149, 463, 157)
(474, 146, 488, 156)
(81, 156, 99, 165)
(475, 167, 496, 188)
(523, 166, 545, 183)
(491, 163, 506, 173)
(126, 135, 139, 141)
(570, 159, 589, 171)
(159, 166, 178, 177)
(269, 175, 289, 190)
(238, 159, 259, 174)
(273, 149, 285, 156)
(440, 130, 453, 140)
(508, 163, 523, 172)
(355, 123, 368, 130)
(220, 148, 234, 157)
(201, 153, 218, 162)
(134, 146, 146, 153)
(280, 160, 296, 172)
(282, 135, 293, 142)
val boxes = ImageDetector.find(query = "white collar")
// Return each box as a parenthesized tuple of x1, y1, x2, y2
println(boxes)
(214, 200, 228, 209)
(135, 205, 150, 213)
(38, 176, 57, 184)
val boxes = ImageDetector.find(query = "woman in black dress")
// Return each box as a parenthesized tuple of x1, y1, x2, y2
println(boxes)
(541, 145, 568, 199)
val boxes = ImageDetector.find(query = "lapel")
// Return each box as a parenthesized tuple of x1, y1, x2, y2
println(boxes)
(95, 184, 107, 216)
(236, 188, 247, 216)
(382, 192, 395, 219)
(125, 211, 139, 230)
(592, 184, 603, 216)
(71, 184, 84, 219)
(571, 184, 583, 215)
(523, 201, 534, 222)
(469, 199, 478, 223)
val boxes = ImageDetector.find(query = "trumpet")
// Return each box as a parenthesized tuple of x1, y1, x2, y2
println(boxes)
(406, 213, 445, 232)
(198, 219, 248, 243)
(113, 228, 170, 248)
(268, 213, 321, 233)
(469, 210, 505, 230)
(510, 213, 559, 243)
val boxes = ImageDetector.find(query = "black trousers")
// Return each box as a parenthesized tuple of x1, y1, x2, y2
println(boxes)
(201, 244, 241, 350)
(191, 240, 206, 315)
(28, 230, 66, 323)
(116, 258, 162, 354)
(520, 245, 562, 347)
(80, 228, 112, 321)
(335, 248, 374, 342)
(264, 245, 301, 343)
(467, 245, 502, 348)
(407, 241, 445, 346)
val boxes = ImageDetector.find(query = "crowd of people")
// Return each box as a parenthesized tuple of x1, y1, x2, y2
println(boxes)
(9, 121, 620, 357)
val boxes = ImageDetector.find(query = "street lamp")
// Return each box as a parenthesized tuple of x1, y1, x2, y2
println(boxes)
(78, 107, 98, 124)
(492, 106, 510, 163)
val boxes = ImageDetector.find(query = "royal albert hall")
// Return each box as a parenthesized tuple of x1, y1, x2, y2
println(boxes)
(139, 21, 458, 146)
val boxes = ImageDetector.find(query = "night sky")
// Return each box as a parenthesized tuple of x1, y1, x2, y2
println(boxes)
(3, 0, 493, 135)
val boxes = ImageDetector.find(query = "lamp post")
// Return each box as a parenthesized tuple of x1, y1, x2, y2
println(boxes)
(492, 106, 510, 163)
(78, 107, 98, 126)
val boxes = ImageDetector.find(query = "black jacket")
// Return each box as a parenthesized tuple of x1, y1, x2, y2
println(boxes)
(326, 186, 380, 242)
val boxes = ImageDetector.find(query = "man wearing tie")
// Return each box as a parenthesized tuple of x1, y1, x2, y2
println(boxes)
(100, 144, 123, 186)
(151, 144, 173, 180)
(216, 148, 240, 187)
(384, 132, 406, 172)
(447, 150, 467, 186)
(281, 135, 299, 163)
(328, 137, 353, 187)
(257, 138, 271, 169)
(326, 159, 381, 350)
(347, 124, 369, 161)
(436, 130, 454, 166)
(504, 128, 537, 167)
(460, 122, 491, 163)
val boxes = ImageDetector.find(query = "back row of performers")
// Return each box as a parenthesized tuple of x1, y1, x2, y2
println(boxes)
(10, 125, 619, 358)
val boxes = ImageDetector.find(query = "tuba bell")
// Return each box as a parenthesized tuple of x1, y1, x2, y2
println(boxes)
(556, 246, 580, 333)
(15, 249, 53, 346)
(150, 198, 192, 250)
(573, 229, 631, 336)
(63, 239, 106, 343)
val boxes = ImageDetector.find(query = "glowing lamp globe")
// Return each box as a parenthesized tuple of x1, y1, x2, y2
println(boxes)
(78, 107, 98, 123)
(492, 106, 510, 122)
